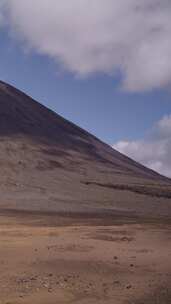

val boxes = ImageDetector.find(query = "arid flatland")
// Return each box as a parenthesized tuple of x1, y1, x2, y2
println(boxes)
(0, 210, 171, 304)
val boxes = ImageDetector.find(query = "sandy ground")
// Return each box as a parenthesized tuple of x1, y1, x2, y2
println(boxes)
(0, 210, 171, 304)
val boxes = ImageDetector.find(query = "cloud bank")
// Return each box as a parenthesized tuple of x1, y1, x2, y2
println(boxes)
(1, 0, 171, 92)
(113, 115, 171, 178)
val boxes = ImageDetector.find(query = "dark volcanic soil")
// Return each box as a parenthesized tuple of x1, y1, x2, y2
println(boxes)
(0, 80, 171, 218)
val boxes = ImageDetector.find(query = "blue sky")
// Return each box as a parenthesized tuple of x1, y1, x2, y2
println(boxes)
(1, 29, 171, 145)
(0, 1, 171, 177)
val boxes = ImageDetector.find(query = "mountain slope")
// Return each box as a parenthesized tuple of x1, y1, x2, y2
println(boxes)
(0, 80, 171, 218)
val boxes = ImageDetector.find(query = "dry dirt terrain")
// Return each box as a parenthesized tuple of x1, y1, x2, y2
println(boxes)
(0, 210, 171, 304)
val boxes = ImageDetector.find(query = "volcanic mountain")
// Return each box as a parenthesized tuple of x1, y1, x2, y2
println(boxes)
(0, 80, 171, 218)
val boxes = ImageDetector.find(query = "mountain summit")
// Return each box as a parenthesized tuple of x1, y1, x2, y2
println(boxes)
(0, 80, 170, 217)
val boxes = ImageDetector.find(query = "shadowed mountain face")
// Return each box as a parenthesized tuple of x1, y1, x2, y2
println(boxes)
(0, 80, 171, 217)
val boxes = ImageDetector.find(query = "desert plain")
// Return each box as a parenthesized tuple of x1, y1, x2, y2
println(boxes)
(0, 209, 171, 304)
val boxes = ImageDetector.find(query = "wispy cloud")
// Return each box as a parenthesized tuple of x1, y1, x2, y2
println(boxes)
(0, 1, 5, 26)
(1, 1, 171, 92)
(113, 115, 171, 177)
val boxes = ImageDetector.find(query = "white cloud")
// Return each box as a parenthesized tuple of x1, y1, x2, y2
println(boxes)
(113, 115, 171, 177)
(1, 0, 171, 92)
(0, 1, 5, 26)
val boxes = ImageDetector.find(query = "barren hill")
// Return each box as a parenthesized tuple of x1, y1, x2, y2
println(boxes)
(0, 80, 171, 218)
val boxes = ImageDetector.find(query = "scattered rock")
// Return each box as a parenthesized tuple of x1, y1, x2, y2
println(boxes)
(113, 280, 120, 285)
(126, 285, 132, 289)
(48, 288, 53, 293)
